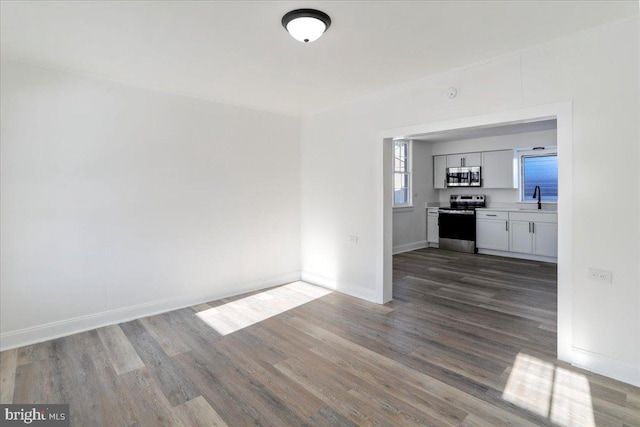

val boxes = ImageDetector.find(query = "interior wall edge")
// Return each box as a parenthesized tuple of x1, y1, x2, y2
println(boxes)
(301, 271, 379, 304)
(392, 241, 428, 255)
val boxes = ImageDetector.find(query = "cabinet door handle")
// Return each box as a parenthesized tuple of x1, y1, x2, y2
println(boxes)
(528, 222, 531, 233)
(532, 222, 535, 233)
(506, 221, 508, 232)
(487, 214, 497, 217)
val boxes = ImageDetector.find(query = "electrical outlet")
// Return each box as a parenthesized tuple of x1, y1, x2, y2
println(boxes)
(589, 268, 612, 283)
(349, 235, 358, 244)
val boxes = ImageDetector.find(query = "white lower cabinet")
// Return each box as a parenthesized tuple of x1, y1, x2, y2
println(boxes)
(476, 210, 557, 260)
(476, 211, 509, 251)
(508, 220, 534, 253)
(427, 208, 439, 245)
(508, 212, 558, 258)
(531, 221, 558, 257)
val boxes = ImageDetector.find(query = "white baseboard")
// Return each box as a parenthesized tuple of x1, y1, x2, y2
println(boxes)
(477, 248, 557, 264)
(0, 271, 301, 352)
(392, 240, 427, 255)
(572, 347, 640, 387)
(301, 271, 379, 304)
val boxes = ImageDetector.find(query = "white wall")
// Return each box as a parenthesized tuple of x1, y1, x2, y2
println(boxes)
(432, 128, 557, 205)
(392, 141, 435, 253)
(300, 19, 639, 384)
(0, 60, 301, 349)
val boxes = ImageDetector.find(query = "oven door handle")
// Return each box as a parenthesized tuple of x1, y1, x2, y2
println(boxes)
(438, 210, 475, 215)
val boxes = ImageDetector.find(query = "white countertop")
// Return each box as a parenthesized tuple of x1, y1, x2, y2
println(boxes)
(426, 203, 556, 213)
(476, 207, 557, 213)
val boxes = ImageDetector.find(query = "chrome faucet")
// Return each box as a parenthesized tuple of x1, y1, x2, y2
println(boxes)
(532, 185, 542, 210)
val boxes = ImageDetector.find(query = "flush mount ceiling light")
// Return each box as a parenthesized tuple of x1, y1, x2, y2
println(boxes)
(282, 9, 331, 43)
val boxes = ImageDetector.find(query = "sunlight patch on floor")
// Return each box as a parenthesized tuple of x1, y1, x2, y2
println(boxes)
(502, 353, 555, 417)
(196, 281, 332, 335)
(549, 366, 596, 427)
(502, 353, 595, 427)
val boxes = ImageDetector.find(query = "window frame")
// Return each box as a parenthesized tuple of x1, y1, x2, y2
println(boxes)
(517, 147, 558, 204)
(392, 139, 413, 208)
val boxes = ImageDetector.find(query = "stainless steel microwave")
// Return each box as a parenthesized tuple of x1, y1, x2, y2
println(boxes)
(446, 166, 481, 187)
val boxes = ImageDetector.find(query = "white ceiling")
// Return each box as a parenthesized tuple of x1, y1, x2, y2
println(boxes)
(1, 1, 637, 116)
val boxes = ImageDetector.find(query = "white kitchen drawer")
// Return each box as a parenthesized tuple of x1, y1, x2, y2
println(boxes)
(476, 210, 508, 220)
(508, 211, 557, 223)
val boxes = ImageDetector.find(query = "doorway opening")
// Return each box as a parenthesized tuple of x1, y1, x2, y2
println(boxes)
(378, 103, 573, 363)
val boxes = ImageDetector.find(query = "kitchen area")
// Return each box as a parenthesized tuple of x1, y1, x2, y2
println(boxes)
(393, 119, 558, 263)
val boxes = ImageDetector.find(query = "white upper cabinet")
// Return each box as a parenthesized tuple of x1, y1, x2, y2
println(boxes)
(433, 155, 447, 189)
(481, 150, 517, 189)
(465, 152, 482, 166)
(446, 152, 481, 168)
(433, 149, 518, 189)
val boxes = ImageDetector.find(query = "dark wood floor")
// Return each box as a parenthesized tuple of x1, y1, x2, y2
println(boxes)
(1, 248, 639, 426)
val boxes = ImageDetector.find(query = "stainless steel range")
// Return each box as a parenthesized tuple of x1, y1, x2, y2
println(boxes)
(438, 195, 486, 253)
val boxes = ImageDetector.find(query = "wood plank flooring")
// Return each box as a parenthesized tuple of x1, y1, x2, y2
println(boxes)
(1, 248, 639, 426)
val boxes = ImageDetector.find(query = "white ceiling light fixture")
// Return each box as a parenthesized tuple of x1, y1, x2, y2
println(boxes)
(282, 9, 331, 43)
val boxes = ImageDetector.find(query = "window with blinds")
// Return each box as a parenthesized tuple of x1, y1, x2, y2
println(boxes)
(393, 140, 412, 207)
(519, 149, 558, 202)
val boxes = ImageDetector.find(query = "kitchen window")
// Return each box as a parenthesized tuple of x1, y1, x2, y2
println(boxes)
(393, 139, 412, 207)
(519, 148, 558, 203)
